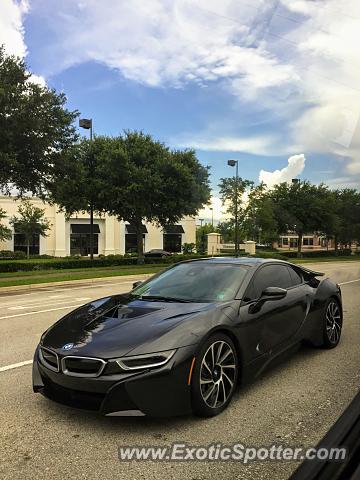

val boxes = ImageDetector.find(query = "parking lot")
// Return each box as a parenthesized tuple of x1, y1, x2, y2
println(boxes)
(1, 262, 359, 479)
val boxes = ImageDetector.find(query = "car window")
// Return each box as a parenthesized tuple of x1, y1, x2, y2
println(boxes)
(132, 263, 249, 302)
(252, 264, 292, 298)
(287, 266, 303, 286)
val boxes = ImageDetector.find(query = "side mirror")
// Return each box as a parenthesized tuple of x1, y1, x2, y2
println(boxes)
(248, 287, 287, 313)
(261, 286, 287, 300)
(132, 281, 143, 289)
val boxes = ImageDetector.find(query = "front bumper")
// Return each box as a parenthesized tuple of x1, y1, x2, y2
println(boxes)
(33, 345, 196, 417)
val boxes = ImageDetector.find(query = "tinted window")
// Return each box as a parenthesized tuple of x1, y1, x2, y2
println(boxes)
(132, 263, 249, 302)
(287, 266, 303, 286)
(252, 265, 292, 298)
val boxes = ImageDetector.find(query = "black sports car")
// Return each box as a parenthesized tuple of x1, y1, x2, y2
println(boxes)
(33, 257, 342, 417)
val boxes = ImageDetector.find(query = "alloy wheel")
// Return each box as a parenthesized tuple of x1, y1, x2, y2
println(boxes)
(326, 301, 341, 344)
(200, 340, 236, 409)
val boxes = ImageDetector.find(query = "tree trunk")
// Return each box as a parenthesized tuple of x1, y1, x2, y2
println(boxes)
(297, 232, 303, 258)
(136, 221, 144, 265)
(26, 240, 30, 259)
(334, 235, 339, 255)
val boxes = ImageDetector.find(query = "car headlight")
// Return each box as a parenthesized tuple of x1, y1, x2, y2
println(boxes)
(115, 349, 176, 371)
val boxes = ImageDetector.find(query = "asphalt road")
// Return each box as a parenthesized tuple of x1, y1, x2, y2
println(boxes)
(0, 262, 359, 480)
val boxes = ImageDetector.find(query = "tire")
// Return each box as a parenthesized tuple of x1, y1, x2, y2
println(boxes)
(321, 298, 342, 349)
(191, 333, 238, 417)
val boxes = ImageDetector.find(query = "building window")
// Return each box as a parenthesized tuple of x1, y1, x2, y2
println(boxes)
(303, 237, 314, 246)
(125, 234, 145, 253)
(14, 233, 39, 255)
(289, 238, 298, 248)
(282, 237, 289, 246)
(162, 225, 185, 253)
(163, 234, 182, 252)
(125, 224, 148, 253)
(70, 224, 100, 256)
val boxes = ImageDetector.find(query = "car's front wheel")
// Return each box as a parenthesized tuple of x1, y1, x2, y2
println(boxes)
(191, 333, 238, 417)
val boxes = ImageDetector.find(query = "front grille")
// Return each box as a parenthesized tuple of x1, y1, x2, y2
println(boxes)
(39, 347, 59, 372)
(61, 356, 106, 377)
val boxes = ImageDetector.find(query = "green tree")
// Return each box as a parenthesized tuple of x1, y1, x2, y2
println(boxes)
(48, 136, 124, 259)
(216, 221, 235, 243)
(196, 223, 214, 254)
(269, 181, 333, 256)
(103, 131, 211, 263)
(0, 207, 12, 242)
(50, 133, 211, 263)
(242, 183, 278, 243)
(10, 199, 51, 258)
(218, 176, 254, 225)
(218, 176, 253, 250)
(0, 46, 78, 195)
(182, 242, 196, 254)
(48, 137, 116, 214)
(331, 189, 360, 250)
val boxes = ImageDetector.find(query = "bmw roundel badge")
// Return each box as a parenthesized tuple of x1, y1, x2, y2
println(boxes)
(62, 343, 74, 351)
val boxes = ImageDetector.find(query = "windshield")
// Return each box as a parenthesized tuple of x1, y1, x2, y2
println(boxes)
(131, 262, 249, 302)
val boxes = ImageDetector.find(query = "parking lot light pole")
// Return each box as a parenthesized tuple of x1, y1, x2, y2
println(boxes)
(210, 207, 214, 228)
(227, 159, 239, 257)
(79, 118, 94, 260)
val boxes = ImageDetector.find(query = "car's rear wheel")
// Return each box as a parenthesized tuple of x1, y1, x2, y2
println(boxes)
(321, 298, 342, 349)
(191, 333, 238, 417)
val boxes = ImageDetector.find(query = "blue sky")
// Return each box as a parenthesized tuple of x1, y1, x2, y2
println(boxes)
(1, 0, 360, 220)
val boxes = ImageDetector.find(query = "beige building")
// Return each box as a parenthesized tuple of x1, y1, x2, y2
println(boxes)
(0, 196, 196, 256)
(276, 234, 335, 250)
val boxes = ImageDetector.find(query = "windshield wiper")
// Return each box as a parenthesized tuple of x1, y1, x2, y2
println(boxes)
(139, 295, 192, 303)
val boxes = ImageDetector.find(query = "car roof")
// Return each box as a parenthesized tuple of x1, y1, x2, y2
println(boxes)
(182, 256, 266, 266)
(181, 256, 325, 276)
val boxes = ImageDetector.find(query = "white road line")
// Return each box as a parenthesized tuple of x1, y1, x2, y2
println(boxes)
(7, 297, 91, 310)
(339, 278, 360, 285)
(0, 360, 33, 372)
(0, 304, 84, 320)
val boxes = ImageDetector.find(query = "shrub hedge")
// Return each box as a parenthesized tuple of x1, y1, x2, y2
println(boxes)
(0, 253, 219, 273)
(279, 249, 352, 258)
(0, 249, 357, 273)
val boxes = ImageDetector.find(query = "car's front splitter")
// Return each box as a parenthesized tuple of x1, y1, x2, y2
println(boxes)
(33, 345, 196, 417)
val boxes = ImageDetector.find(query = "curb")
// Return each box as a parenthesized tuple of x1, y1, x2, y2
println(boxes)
(0, 273, 153, 294)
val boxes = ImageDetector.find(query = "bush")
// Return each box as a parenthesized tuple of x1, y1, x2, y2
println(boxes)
(182, 243, 196, 254)
(0, 253, 245, 273)
(252, 251, 289, 261)
(0, 250, 27, 260)
(279, 249, 352, 258)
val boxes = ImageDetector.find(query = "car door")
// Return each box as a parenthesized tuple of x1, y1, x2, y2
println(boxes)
(237, 263, 309, 359)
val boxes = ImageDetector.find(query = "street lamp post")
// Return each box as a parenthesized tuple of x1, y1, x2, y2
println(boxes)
(198, 218, 205, 254)
(227, 159, 239, 257)
(210, 207, 214, 229)
(79, 118, 94, 260)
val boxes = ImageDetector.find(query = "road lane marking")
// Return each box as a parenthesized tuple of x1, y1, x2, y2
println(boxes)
(0, 360, 33, 372)
(339, 278, 360, 285)
(0, 304, 84, 320)
(7, 297, 91, 310)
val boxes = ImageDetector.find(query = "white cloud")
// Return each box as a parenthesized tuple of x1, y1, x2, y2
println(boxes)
(174, 133, 278, 156)
(0, 1, 46, 85)
(2, 0, 360, 184)
(0, 0, 29, 57)
(197, 196, 229, 224)
(259, 154, 306, 187)
(30, 0, 296, 92)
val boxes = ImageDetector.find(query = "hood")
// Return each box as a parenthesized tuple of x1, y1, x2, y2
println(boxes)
(41, 294, 217, 359)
